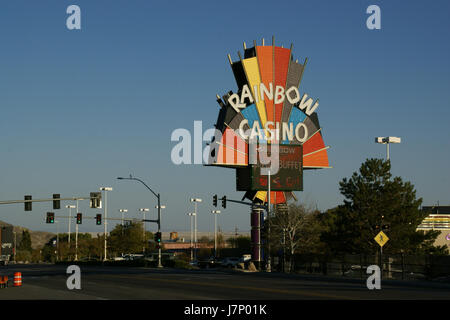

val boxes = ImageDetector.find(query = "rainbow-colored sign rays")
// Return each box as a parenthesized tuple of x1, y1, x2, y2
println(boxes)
(209, 38, 331, 204)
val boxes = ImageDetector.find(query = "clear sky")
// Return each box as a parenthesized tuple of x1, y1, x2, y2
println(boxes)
(1, 0, 449, 236)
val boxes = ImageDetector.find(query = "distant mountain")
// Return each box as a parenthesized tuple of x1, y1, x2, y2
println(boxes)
(0, 220, 55, 249)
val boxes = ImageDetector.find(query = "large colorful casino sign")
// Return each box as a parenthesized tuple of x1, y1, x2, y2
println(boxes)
(209, 38, 331, 204)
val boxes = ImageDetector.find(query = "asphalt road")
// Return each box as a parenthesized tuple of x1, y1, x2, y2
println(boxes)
(0, 264, 449, 300)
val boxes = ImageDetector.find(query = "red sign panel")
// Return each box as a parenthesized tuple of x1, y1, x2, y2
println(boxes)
(250, 144, 303, 191)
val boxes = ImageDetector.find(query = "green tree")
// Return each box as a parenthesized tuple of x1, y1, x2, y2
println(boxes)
(108, 222, 151, 256)
(321, 158, 447, 255)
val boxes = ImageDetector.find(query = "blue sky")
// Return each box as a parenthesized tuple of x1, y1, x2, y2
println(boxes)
(0, 0, 449, 235)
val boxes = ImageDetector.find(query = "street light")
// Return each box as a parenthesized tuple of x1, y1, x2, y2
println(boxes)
(117, 175, 163, 268)
(375, 136, 401, 161)
(139, 208, 150, 253)
(187, 212, 196, 262)
(65, 205, 76, 248)
(100, 187, 113, 261)
(119, 209, 128, 227)
(190, 198, 202, 262)
(211, 210, 221, 258)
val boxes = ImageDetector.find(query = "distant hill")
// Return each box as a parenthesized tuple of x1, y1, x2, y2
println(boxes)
(0, 220, 55, 249)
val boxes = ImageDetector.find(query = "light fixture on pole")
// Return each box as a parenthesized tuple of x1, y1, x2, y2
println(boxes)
(375, 137, 401, 161)
(139, 208, 149, 253)
(211, 210, 221, 258)
(100, 187, 113, 261)
(190, 198, 202, 262)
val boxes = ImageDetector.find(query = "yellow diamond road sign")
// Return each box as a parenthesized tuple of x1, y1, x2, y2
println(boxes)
(374, 231, 389, 247)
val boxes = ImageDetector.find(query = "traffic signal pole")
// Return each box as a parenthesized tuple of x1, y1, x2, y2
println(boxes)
(0, 196, 90, 206)
(117, 175, 164, 268)
(75, 200, 79, 261)
(213, 195, 268, 271)
(157, 194, 163, 268)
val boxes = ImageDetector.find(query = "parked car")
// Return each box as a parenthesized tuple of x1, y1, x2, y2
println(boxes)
(113, 256, 125, 261)
(198, 257, 223, 269)
(221, 257, 241, 268)
(189, 260, 199, 267)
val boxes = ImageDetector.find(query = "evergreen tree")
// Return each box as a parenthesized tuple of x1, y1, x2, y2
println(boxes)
(321, 158, 447, 255)
(18, 230, 32, 251)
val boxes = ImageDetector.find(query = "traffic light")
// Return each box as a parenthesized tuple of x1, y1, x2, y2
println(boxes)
(46, 212, 55, 224)
(96, 214, 102, 225)
(76, 213, 82, 224)
(53, 194, 60, 210)
(213, 194, 218, 207)
(154, 232, 162, 243)
(221, 196, 226, 209)
(24, 195, 32, 211)
(90, 192, 102, 208)
(382, 224, 390, 231)
(155, 232, 162, 249)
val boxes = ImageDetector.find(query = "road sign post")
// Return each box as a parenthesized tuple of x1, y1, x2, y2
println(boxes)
(374, 231, 389, 280)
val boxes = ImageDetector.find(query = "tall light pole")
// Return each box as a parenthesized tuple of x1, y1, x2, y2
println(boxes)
(119, 209, 128, 238)
(100, 187, 113, 262)
(187, 213, 195, 262)
(119, 209, 128, 228)
(139, 208, 149, 253)
(190, 198, 202, 262)
(375, 137, 401, 161)
(65, 205, 76, 248)
(117, 175, 164, 268)
(211, 210, 221, 258)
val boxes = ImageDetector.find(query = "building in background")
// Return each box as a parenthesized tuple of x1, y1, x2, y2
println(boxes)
(418, 206, 450, 250)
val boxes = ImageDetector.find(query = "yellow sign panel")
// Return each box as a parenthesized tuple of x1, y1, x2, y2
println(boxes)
(374, 231, 389, 247)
